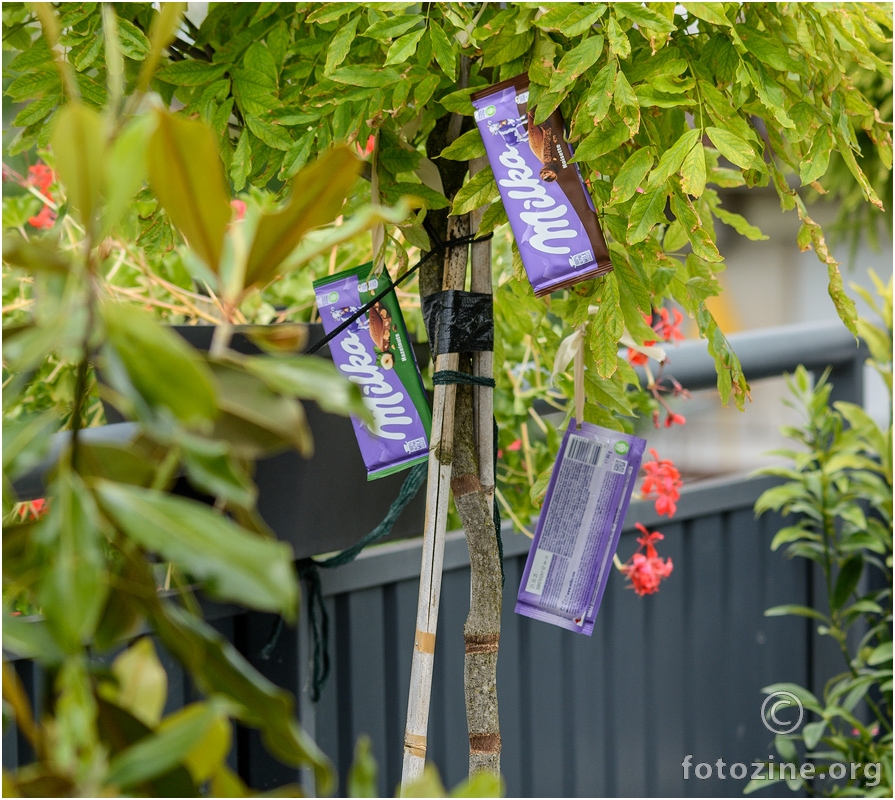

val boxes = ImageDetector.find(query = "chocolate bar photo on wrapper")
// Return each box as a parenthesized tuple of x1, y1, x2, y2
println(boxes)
(472, 74, 613, 296)
(313, 264, 432, 480)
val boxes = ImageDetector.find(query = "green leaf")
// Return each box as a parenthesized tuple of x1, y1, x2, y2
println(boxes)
(102, 113, 154, 237)
(710, 205, 768, 240)
(348, 736, 378, 798)
(648, 128, 700, 189)
(769, 526, 815, 551)
(116, 17, 150, 60)
(385, 29, 425, 66)
(616, 3, 676, 33)
(147, 600, 334, 794)
(586, 61, 617, 125)
(439, 86, 477, 115)
(477, 199, 508, 237)
(328, 65, 401, 88)
(534, 4, 606, 36)
(765, 604, 830, 623)
(279, 130, 316, 181)
(106, 699, 230, 790)
(245, 146, 361, 288)
(2, 613, 65, 665)
(607, 15, 631, 59)
(36, 468, 108, 653)
(428, 20, 456, 80)
(574, 118, 630, 161)
(362, 15, 423, 40)
(439, 128, 485, 161)
(181, 436, 257, 509)
(147, 110, 231, 273)
(12, 93, 61, 128)
(868, 641, 892, 666)
(609, 147, 653, 205)
(451, 166, 498, 216)
(613, 69, 640, 137)
(588, 276, 623, 379)
(627, 187, 669, 244)
(831, 555, 863, 611)
(324, 15, 360, 74)
(802, 720, 826, 751)
(231, 128, 252, 191)
(112, 638, 168, 727)
(101, 303, 218, 426)
(685, 3, 733, 28)
(137, 3, 187, 93)
(680, 141, 706, 198)
(155, 60, 229, 86)
(245, 116, 293, 151)
(50, 103, 105, 231)
(96, 481, 298, 618)
(239, 355, 369, 421)
(548, 35, 604, 94)
(706, 126, 757, 170)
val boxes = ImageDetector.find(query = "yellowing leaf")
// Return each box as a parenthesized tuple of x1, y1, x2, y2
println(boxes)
(244, 146, 361, 289)
(451, 166, 498, 216)
(112, 638, 168, 727)
(548, 35, 604, 94)
(680, 140, 707, 197)
(610, 147, 653, 205)
(147, 111, 231, 272)
(705, 125, 757, 170)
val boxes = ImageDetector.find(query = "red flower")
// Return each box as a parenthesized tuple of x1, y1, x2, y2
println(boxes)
(641, 448, 682, 518)
(654, 307, 684, 342)
(622, 523, 674, 595)
(27, 163, 54, 194)
(28, 205, 56, 230)
(19, 498, 47, 520)
(625, 341, 655, 367)
(664, 412, 686, 428)
(230, 199, 247, 221)
(357, 135, 376, 158)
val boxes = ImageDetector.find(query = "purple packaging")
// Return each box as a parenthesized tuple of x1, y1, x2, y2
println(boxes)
(314, 264, 432, 480)
(472, 74, 613, 296)
(516, 421, 645, 634)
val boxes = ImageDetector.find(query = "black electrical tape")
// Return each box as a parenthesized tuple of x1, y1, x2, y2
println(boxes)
(422, 290, 494, 357)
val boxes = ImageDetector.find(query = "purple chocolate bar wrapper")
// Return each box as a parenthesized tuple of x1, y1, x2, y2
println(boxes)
(472, 76, 612, 296)
(515, 421, 645, 635)
(314, 266, 431, 479)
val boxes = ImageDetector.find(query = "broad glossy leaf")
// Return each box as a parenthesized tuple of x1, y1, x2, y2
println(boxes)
(112, 638, 168, 727)
(50, 103, 105, 231)
(180, 435, 257, 509)
(239, 355, 369, 421)
(147, 600, 335, 794)
(209, 362, 312, 458)
(101, 303, 218, 426)
(36, 468, 108, 653)
(106, 699, 230, 790)
(147, 111, 231, 272)
(831, 554, 863, 611)
(451, 166, 497, 216)
(244, 146, 361, 288)
(96, 480, 298, 618)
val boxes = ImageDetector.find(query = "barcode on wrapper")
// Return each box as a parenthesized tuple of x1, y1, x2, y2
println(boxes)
(569, 250, 594, 268)
(566, 435, 602, 466)
(612, 458, 628, 474)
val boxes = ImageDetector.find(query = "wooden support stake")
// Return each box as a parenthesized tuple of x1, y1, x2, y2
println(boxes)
(401, 214, 470, 789)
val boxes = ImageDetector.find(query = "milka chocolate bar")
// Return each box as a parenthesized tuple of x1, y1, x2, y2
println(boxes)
(472, 74, 613, 296)
(314, 264, 432, 480)
(516, 421, 645, 635)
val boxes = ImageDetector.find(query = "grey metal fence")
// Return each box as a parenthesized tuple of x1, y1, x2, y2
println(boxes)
(3, 320, 868, 797)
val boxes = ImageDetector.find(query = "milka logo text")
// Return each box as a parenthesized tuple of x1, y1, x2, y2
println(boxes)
(498, 145, 576, 254)
(338, 330, 413, 440)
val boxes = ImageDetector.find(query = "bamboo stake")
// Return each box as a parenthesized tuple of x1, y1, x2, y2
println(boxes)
(401, 214, 470, 789)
